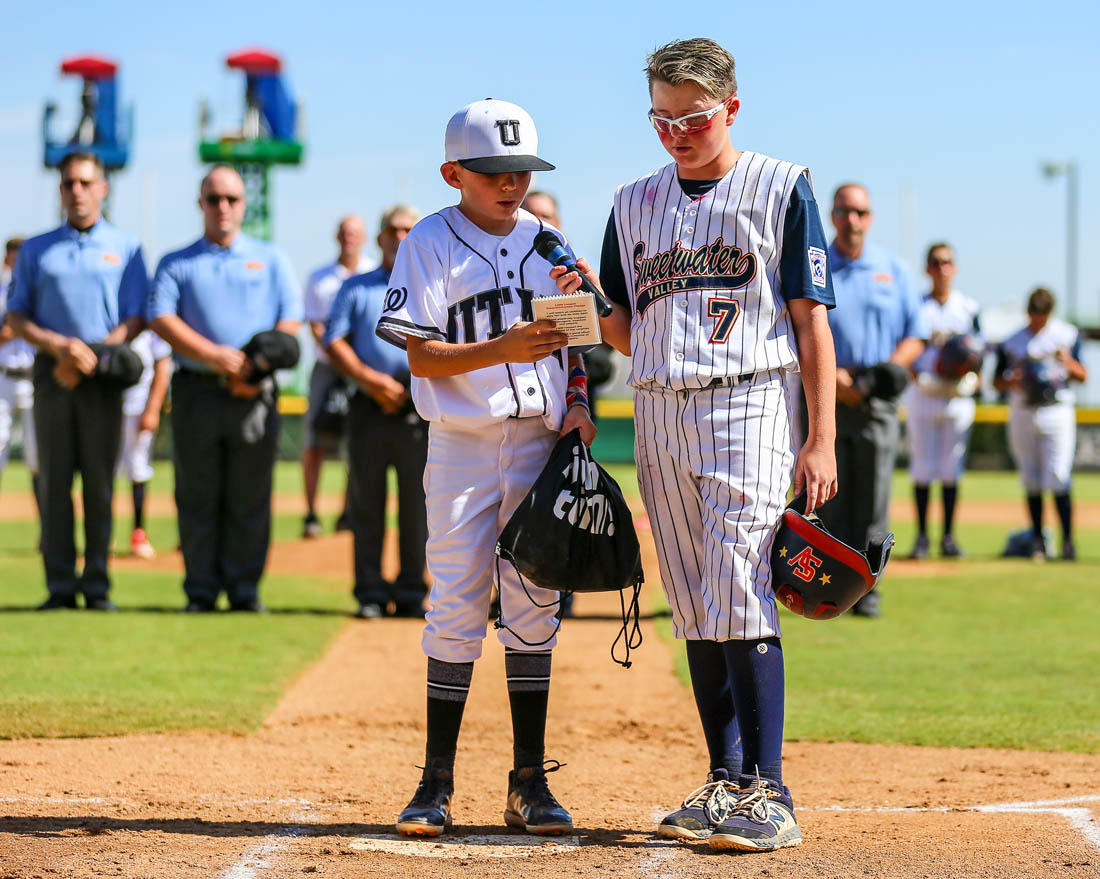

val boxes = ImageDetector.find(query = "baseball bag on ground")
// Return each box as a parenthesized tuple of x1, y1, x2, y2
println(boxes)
(935, 334, 984, 380)
(496, 429, 644, 666)
(89, 343, 144, 387)
(772, 493, 895, 620)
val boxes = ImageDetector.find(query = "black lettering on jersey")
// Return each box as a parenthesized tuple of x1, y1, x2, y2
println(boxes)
(632, 238, 758, 317)
(495, 120, 521, 146)
(445, 286, 534, 343)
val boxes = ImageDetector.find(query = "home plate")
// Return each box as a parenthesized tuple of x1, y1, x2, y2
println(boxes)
(349, 833, 580, 859)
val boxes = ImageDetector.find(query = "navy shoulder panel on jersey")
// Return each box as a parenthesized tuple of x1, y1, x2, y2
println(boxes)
(779, 175, 835, 307)
(600, 210, 631, 309)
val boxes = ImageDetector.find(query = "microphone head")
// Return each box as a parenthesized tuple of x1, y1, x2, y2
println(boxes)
(533, 230, 565, 261)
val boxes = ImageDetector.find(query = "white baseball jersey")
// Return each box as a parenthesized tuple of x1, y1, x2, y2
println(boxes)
(0, 268, 36, 370)
(604, 153, 834, 641)
(999, 317, 1080, 493)
(910, 290, 982, 377)
(611, 152, 823, 389)
(304, 257, 373, 365)
(377, 206, 570, 430)
(998, 318, 1080, 407)
(122, 330, 173, 417)
(905, 290, 981, 483)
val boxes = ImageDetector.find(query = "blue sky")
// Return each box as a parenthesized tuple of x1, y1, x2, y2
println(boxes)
(3, 0, 1098, 337)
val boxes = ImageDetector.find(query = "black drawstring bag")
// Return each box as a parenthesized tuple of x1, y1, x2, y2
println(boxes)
(495, 429, 644, 667)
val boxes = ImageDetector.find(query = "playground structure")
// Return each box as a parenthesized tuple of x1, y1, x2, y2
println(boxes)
(198, 48, 304, 240)
(42, 54, 132, 213)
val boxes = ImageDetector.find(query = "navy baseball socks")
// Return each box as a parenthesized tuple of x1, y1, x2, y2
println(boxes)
(659, 640, 744, 839)
(662, 638, 800, 851)
(395, 658, 471, 837)
(397, 653, 572, 837)
(504, 649, 572, 835)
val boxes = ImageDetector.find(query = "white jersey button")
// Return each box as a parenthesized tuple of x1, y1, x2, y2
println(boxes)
(681, 300, 688, 308)
(675, 352, 684, 361)
(684, 226, 694, 234)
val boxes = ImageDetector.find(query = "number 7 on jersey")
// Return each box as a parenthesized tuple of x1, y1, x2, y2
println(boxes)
(708, 297, 741, 343)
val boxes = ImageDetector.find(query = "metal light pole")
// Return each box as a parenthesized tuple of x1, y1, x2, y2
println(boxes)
(1041, 160, 1079, 322)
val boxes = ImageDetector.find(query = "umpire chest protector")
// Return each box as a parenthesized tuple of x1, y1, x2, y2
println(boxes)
(771, 494, 894, 620)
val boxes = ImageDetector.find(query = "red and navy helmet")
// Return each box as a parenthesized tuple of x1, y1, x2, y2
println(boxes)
(935, 334, 984, 379)
(771, 495, 895, 620)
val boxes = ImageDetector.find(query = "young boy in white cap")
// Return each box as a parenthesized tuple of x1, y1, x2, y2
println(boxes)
(376, 98, 596, 838)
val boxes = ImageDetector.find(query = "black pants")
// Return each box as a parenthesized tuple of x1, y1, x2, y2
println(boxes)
(33, 354, 123, 600)
(347, 393, 428, 607)
(171, 372, 279, 607)
(816, 397, 900, 552)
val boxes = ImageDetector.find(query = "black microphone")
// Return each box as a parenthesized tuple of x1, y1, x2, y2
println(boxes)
(533, 230, 613, 317)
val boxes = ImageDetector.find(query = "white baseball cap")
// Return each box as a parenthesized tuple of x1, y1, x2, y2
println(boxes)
(444, 98, 555, 174)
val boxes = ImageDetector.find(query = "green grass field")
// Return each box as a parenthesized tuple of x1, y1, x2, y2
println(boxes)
(2, 461, 1098, 753)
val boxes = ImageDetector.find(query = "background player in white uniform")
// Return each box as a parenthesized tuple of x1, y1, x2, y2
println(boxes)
(904, 243, 981, 559)
(118, 330, 172, 558)
(994, 287, 1086, 560)
(301, 215, 371, 538)
(554, 39, 836, 854)
(376, 99, 595, 838)
(0, 237, 38, 496)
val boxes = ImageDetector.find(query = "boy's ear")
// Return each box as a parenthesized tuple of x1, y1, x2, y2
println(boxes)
(440, 162, 463, 191)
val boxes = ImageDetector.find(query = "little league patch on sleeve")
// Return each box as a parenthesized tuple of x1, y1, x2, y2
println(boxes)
(808, 247, 827, 288)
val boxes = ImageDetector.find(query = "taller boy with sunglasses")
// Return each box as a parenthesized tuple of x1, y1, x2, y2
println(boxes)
(148, 164, 302, 612)
(552, 38, 837, 853)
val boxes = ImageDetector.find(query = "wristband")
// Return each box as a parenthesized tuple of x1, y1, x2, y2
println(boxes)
(566, 365, 589, 411)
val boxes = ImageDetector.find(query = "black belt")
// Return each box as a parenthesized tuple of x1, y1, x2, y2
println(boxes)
(176, 367, 229, 386)
(707, 372, 757, 388)
(1, 366, 32, 379)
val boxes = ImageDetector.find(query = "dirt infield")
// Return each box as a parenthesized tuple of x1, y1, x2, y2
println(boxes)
(3, 509, 1100, 877)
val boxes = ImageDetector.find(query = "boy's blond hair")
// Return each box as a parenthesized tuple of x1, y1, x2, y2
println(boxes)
(645, 38, 737, 101)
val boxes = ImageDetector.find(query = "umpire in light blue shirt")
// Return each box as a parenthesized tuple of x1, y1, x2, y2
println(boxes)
(323, 205, 428, 619)
(148, 165, 302, 613)
(6, 152, 147, 611)
(818, 183, 926, 617)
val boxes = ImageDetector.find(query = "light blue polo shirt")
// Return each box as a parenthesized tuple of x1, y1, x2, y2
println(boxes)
(826, 239, 926, 370)
(148, 234, 302, 371)
(323, 267, 410, 378)
(7, 220, 147, 342)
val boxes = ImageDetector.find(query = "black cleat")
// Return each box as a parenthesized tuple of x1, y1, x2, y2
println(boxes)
(334, 511, 352, 533)
(229, 600, 268, 613)
(504, 761, 573, 836)
(1062, 540, 1076, 561)
(302, 513, 322, 539)
(851, 589, 881, 618)
(658, 768, 740, 840)
(940, 534, 964, 558)
(183, 601, 215, 613)
(907, 534, 930, 560)
(396, 763, 454, 837)
(37, 594, 78, 611)
(85, 598, 118, 611)
(354, 602, 384, 619)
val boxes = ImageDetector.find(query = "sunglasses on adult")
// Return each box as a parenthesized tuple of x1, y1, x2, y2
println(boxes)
(648, 95, 735, 135)
(204, 193, 241, 207)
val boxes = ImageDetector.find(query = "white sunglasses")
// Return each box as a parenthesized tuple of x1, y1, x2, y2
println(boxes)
(647, 96, 735, 135)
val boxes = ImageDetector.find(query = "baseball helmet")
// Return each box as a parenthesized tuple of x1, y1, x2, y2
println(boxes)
(771, 494, 895, 620)
(935, 334, 984, 379)
(1020, 357, 1060, 407)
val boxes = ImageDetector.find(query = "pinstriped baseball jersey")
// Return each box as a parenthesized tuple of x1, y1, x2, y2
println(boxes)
(611, 152, 824, 389)
(376, 206, 570, 430)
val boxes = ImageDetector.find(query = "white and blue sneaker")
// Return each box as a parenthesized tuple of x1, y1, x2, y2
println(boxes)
(708, 773, 802, 852)
(657, 768, 741, 840)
